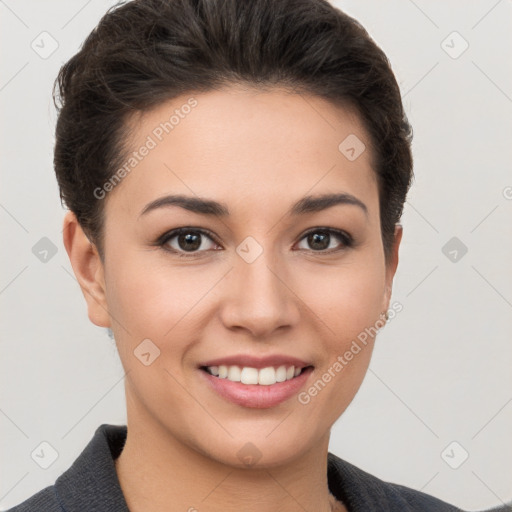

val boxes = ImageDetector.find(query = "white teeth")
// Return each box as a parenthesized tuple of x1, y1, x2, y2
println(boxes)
(227, 365, 241, 382)
(206, 364, 303, 385)
(240, 367, 259, 385)
(275, 365, 287, 382)
(258, 367, 276, 385)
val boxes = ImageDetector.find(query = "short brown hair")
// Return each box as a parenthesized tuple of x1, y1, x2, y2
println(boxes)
(53, 0, 413, 261)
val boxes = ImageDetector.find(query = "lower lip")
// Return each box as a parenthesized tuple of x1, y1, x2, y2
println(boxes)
(200, 367, 313, 409)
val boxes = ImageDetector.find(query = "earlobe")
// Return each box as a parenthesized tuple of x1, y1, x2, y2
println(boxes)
(62, 211, 111, 328)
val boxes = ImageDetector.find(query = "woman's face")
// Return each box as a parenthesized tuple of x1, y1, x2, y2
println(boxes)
(74, 86, 400, 467)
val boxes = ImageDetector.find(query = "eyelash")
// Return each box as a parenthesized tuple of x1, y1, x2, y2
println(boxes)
(155, 226, 354, 258)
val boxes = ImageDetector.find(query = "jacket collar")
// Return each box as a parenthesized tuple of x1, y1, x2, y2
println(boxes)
(54, 424, 130, 512)
(53, 423, 459, 512)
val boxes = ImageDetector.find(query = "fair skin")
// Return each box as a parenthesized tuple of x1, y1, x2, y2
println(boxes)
(63, 85, 401, 512)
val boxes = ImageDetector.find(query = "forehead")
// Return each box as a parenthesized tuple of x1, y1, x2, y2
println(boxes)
(107, 86, 378, 220)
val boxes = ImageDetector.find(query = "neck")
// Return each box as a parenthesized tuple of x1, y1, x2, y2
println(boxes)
(114, 398, 347, 511)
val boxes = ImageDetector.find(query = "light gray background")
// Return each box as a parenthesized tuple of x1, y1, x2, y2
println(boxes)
(1, 1, 511, 510)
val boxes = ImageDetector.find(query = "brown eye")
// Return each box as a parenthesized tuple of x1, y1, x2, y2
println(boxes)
(160, 228, 219, 257)
(296, 228, 353, 253)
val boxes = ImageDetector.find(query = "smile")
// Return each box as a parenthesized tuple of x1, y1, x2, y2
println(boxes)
(199, 357, 314, 408)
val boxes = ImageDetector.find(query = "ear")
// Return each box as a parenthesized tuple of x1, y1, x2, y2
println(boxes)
(62, 211, 111, 328)
(382, 224, 402, 313)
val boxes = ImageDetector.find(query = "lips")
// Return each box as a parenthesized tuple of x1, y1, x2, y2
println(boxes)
(198, 354, 314, 408)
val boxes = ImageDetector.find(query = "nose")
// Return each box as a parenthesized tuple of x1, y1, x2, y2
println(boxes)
(218, 247, 301, 339)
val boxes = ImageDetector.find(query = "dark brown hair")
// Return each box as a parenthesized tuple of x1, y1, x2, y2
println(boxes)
(53, 0, 413, 261)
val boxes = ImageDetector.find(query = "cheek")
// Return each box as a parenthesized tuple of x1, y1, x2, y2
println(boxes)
(295, 256, 386, 332)
(294, 255, 385, 399)
(105, 251, 223, 335)
(297, 263, 383, 426)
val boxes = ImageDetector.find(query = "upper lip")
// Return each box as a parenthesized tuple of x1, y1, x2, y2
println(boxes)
(200, 354, 312, 369)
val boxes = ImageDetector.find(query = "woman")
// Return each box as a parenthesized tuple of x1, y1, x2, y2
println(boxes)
(6, 0, 475, 510)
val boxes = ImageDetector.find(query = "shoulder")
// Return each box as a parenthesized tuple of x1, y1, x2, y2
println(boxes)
(5, 423, 129, 512)
(4, 485, 62, 512)
(327, 451, 465, 511)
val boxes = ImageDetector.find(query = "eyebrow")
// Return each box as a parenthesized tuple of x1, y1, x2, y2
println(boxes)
(138, 192, 368, 219)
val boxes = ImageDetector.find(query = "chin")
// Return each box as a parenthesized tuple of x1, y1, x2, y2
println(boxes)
(190, 422, 322, 470)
